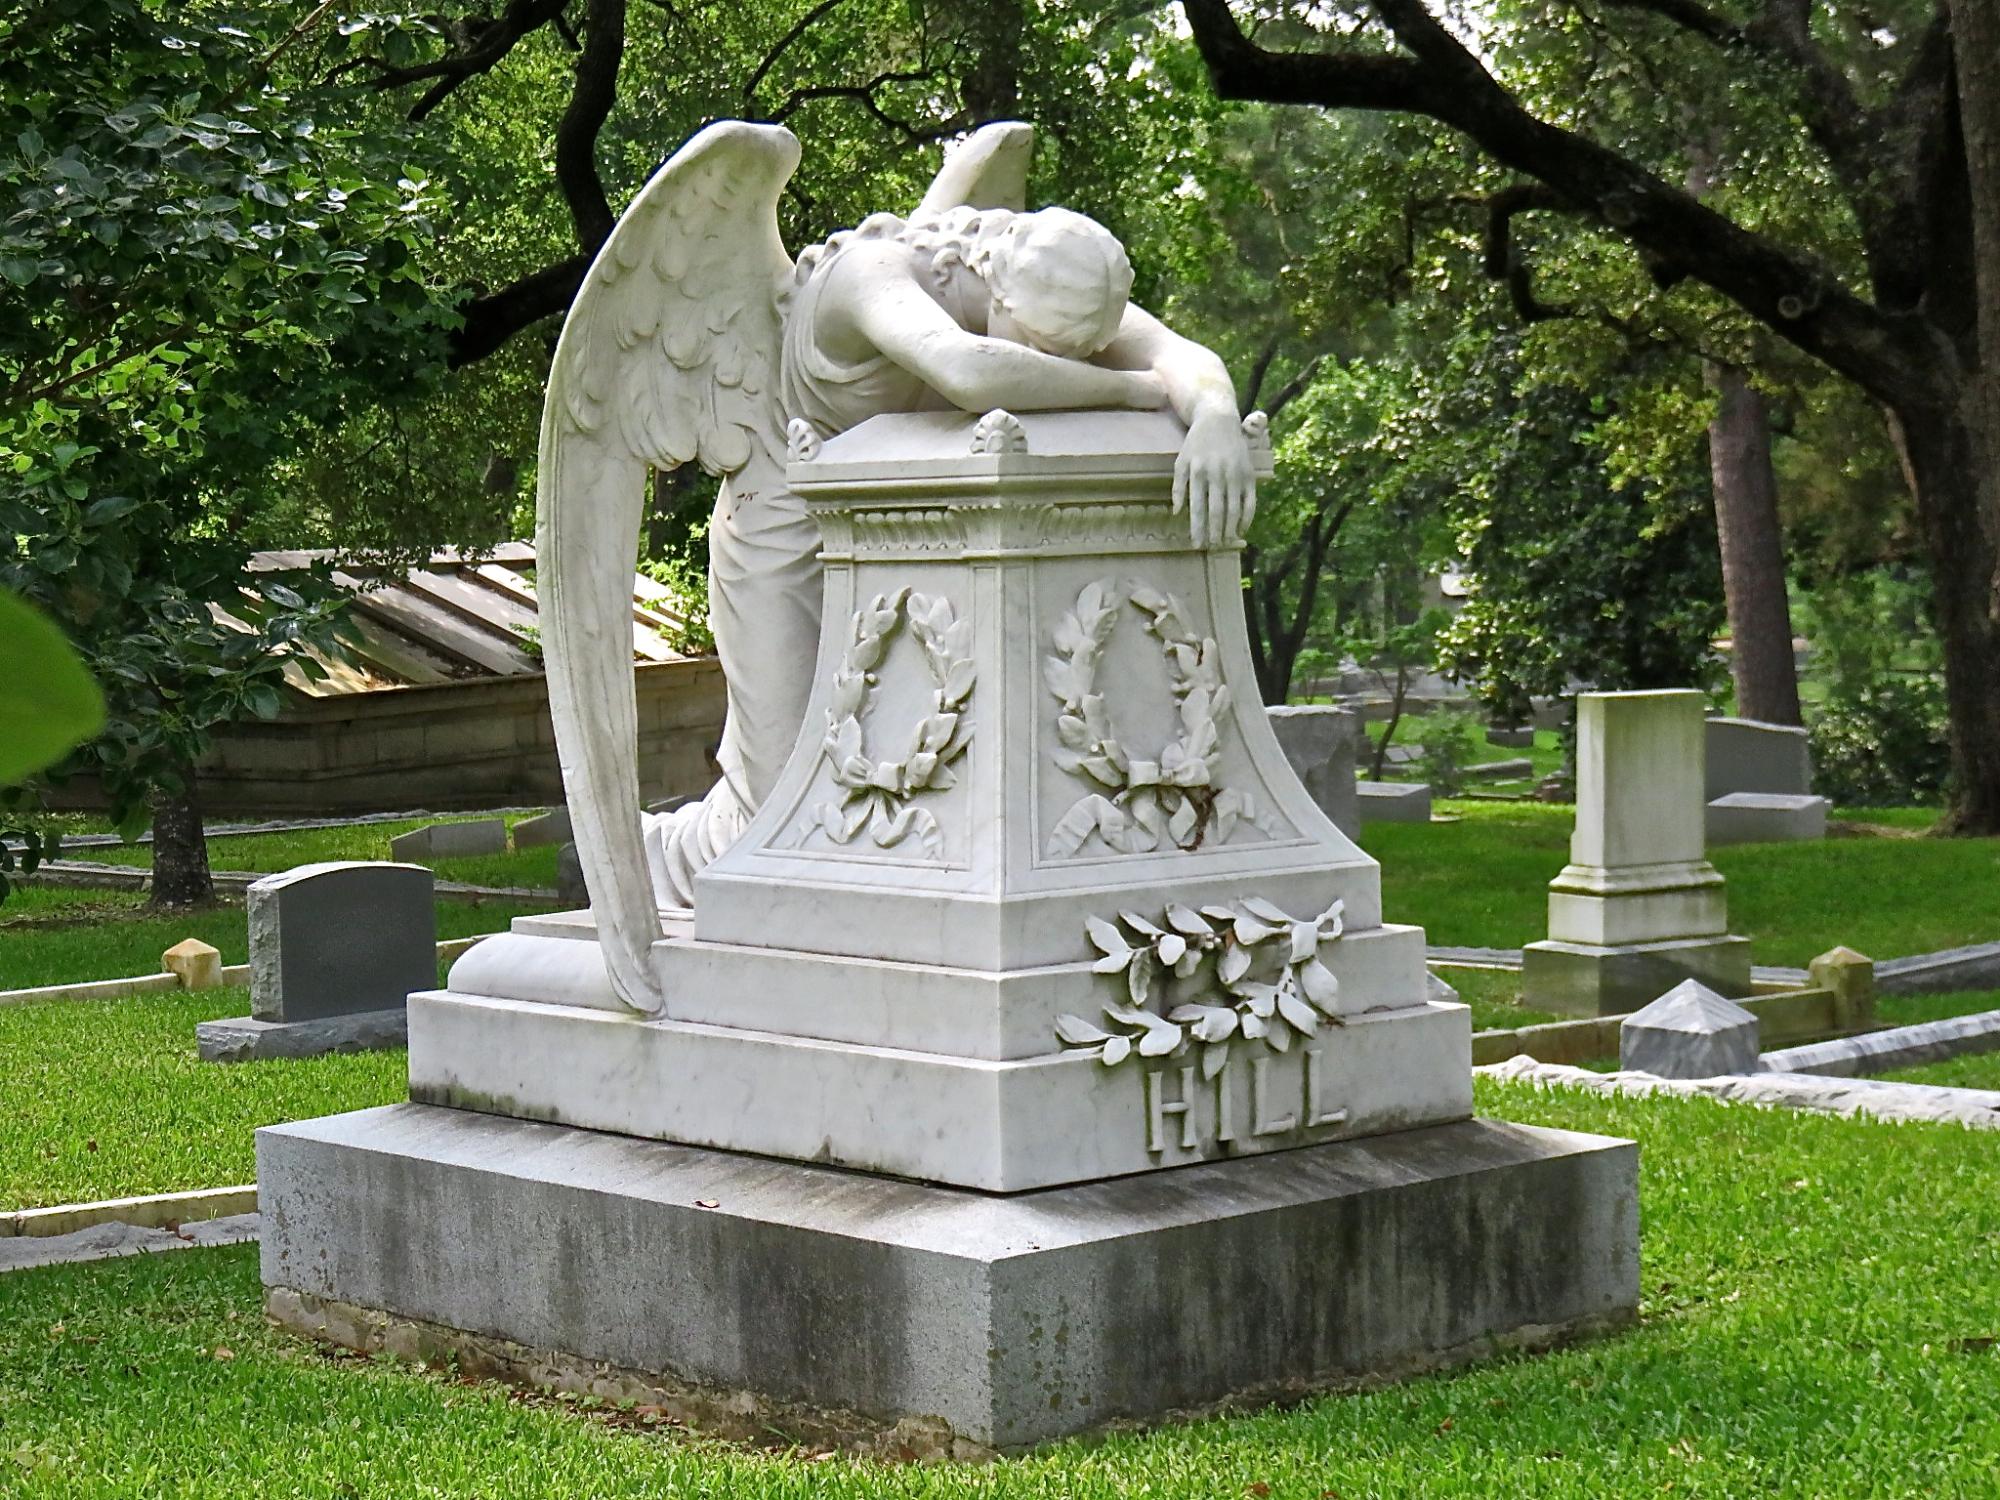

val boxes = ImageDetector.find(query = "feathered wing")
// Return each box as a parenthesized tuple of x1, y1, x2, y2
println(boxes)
(537, 121, 800, 1014)
(917, 121, 1033, 214)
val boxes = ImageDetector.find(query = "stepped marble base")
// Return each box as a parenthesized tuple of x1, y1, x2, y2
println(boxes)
(1522, 934, 1753, 1017)
(258, 1104, 1640, 1451)
(406, 986, 1473, 1192)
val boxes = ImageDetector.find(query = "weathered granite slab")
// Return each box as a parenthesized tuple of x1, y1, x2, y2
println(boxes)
(510, 807, 572, 849)
(1876, 941, 2000, 996)
(259, 1104, 1639, 1451)
(197, 1009, 408, 1063)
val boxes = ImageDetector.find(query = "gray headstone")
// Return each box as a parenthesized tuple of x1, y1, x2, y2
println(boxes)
(1619, 979, 1760, 1078)
(248, 862, 436, 1023)
(556, 841, 589, 907)
(512, 806, 573, 850)
(1265, 704, 1359, 837)
(1466, 757, 1534, 781)
(1486, 725, 1536, 749)
(1705, 716, 1812, 798)
(1357, 780, 1432, 824)
(388, 818, 507, 862)
(1705, 791, 1829, 845)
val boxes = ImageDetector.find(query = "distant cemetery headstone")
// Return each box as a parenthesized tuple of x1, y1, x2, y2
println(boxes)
(1704, 716, 1811, 797)
(196, 861, 435, 1062)
(1522, 690, 1752, 1016)
(1619, 980, 1759, 1078)
(388, 818, 507, 862)
(511, 806, 573, 850)
(1265, 705, 1359, 837)
(1703, 716, 1828, 845)
(1357, 780, 1432, 823)
(556, 841, 589, 907)
(1486, 725, 1536, 749)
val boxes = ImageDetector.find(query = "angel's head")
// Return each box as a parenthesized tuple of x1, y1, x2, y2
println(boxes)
(977, 207, 1132, 360)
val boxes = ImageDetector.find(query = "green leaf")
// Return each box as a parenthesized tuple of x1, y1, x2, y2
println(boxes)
(0, 591, 106, 785)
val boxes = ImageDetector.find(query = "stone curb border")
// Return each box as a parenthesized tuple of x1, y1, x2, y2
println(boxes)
(1480, 1055, 2000, 1129)
(1433, 941, 2000, 998)
(29, 859, 555, 904)
(1, 933, 493, 1009)
(1, 1184, 257, 1239)
(1760, 1008, 2000, 1078)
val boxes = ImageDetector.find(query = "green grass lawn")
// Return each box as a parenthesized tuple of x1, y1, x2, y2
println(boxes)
(0, 887, 556, 990)
(0, 985, 407, 1208)
(1365, 801, 2000, 967)
(1, 1080, 1995, 1495)
(59, 812, 562, 891)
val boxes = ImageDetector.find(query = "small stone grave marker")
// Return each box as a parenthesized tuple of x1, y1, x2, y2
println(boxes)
(389, 818, 506, 862)
(196, 861, 435, 1062)
(1620, 980, 1759, 1078)
(511, 806, 573, 850)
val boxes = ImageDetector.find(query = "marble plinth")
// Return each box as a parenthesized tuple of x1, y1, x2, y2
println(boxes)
(259, 1104, 1639, 1451)
(1522, 934, 1753, 1017)
(408, 982, 1472, 1193)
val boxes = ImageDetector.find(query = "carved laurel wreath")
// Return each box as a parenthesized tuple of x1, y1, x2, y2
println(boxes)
(802, 586, 974, 859)
(1044, 579, 1276, 857)
(1056, 897, 1346, 1073)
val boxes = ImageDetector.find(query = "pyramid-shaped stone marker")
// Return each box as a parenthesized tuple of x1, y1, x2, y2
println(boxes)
(1620, 979, 1760, 1079)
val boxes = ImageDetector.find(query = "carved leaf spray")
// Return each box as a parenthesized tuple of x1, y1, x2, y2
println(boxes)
(1044, 579, 1279, 856)
(1056, 897, 1345, 1075)
(797, 587, 974, 858)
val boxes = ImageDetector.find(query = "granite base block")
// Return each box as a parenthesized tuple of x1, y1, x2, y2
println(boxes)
(197, 1008, 407, 1063)
(1522, 934, 1753, 1018)
(257, 1104, 1639, 1450)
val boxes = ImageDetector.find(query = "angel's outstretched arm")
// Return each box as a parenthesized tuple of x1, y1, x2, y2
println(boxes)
(832, 245, 1167, 415)
(1096, 305, 1257, 546)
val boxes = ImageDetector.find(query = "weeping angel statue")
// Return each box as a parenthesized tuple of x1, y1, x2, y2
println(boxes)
(539, 119, 1258, 1013)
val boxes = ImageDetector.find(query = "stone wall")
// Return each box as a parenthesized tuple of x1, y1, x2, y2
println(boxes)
(48, 660, 725, 817)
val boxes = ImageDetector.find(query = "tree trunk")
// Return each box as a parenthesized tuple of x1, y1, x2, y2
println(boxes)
(149, 763, 213, 908)
(1938, 0, 2000, 833)
(1706, 364, 1802, 725)
(1893, 403, 2000, 833)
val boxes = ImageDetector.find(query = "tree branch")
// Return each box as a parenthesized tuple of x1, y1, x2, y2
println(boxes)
(1180, 0, 1949, 409)
(1479, 182, 1579, 323)
(346, 0, 573, 122)
(743, 0, 849, 112)
(553, 0, 625, 250)
(1263, 353, 1325, 418)
(446, 253, 591, 367)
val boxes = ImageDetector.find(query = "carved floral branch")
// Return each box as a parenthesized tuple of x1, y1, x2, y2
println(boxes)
(1056, 898, 1346, 1074)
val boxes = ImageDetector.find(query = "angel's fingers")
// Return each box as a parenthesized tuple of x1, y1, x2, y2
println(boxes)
(1172, 454, 1189, 515)
(1239, 481, 1258, 536)
(1187, 475, 1208, 546)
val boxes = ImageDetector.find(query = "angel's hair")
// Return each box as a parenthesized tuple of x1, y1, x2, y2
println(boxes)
(972, 207, 1132, 359)
(791, 204, 1132, 358)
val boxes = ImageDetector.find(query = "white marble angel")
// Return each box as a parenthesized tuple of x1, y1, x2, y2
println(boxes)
(538, 119, 1258, 1012)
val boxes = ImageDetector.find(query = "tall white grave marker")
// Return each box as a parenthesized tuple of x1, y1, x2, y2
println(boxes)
(1523, 689, 1751, 1015)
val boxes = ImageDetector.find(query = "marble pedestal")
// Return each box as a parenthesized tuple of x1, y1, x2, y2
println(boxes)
(1525, 691, 1752, 1016)
(259, 1104, 1639, 1451)
(260, 409, 1636, 1439)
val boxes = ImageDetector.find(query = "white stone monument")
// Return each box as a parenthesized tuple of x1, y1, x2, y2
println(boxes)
(1523, 689, 1752, 1015)
(257, 120, 1636, 1451)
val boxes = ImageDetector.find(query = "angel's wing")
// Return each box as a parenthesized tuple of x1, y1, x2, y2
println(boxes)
(917, 121, 1033, 214)
(537, 120, 800, 1015)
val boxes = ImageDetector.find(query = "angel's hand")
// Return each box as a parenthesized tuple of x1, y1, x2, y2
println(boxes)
(1172, 405, 1257, 546)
